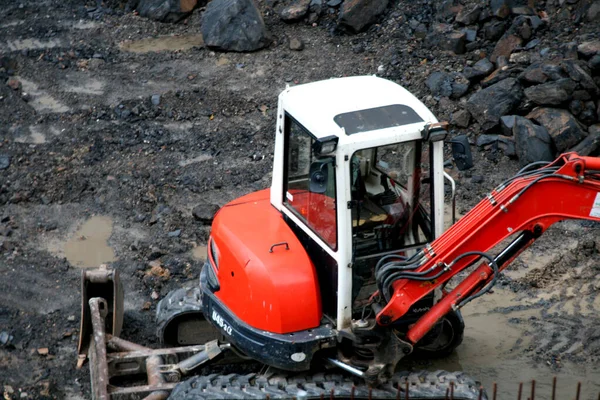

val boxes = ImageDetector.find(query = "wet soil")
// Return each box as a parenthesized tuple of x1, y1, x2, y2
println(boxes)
(1, 0, 600, 399)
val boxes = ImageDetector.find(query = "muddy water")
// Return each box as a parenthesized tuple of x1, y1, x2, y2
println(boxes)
(119, 34, 204, 53)
(64, 216, 116, 268)
(414, 286, 600, 399)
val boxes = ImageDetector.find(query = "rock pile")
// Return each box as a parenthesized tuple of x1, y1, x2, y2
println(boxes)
(421, 1, 600, 166)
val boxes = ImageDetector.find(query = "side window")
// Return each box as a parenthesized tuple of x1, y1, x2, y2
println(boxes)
(284, 116, 337, 250)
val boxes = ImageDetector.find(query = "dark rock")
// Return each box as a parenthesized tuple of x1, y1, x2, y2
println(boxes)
(572, 90, 592, 101)
(338, 0, 389, 33)
(561, 60, 599, 95)
(491, 34, 523, 63)
(524, 79, 576, 106)
(463, 58, 495, 81)
(569, 124, 600, 156)
(472, 175, 484, 184)
(137, 0, 200, 22)
(192, 203, 220, 223)
(442, 31, 467, 54)
(490, 0, 512, 18)
(480, 67, 512, 87)
(513, 117, 554, 166)
(476, 134, 499, 147)
(496, 56, 510, 69)
(587, 1, 600, 21)
(527, 107, 587, 153)
(467, 78, 523, 131)
(519, 63, 549, 84)
(500, 115, 517, 136)
(525, 38, 540, 50)
(0, 155, 9, 170)
(327, 0, 342, 6)
(435, 0, 463, 21)
(279, 0, 311, 21)
(0, 331, 13, 347)
(590, 55, 600, 72)
(451, 109, 471, 128)
(570, 99, 583, 116)
(484, 20, 507, 41)
(511, 5, 536, 15)
(461, 28, 477, 42)
(578, 40, 600, 58)
(498, 135, 517, 157)
(579, 101, 598, 125)
(541, 64, 567, 81)
(426, 72, 453, 97)
(151, 94, 161, 106)
(455, 4, 481, 25)
(289, 37, 304, 51)
(451, 73, 470, 98)
(201, 0, 270, 52)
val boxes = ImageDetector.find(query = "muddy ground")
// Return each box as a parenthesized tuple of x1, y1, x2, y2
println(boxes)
(1, 0, 600, 398)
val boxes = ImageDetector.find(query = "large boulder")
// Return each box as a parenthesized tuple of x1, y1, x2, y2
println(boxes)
(137, 0, 201, 22)
(527, 107, 587, 153)
(201, 0, 270, 52)
(467, 78, 523, 131)
(569, 124, 600, 156)
(513, 117, 554, 167)
(523, 79, 577, 105)
(426, 71, 470, 99)
(338, 0, 389, 33)
(490, 34, 522, 63)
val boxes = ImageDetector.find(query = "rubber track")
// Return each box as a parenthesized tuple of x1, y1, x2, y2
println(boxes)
(155, 286, 204, 344)
(167, 370, 486, 400)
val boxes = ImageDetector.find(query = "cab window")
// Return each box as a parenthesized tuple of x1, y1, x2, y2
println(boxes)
(283, 116, 337, 249)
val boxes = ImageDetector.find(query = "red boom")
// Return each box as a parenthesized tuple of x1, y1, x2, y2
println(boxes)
(375, 153, 600, 344)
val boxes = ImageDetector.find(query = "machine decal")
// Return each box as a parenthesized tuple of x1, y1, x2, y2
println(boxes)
(212, 310, 233, 335)
(591, 193, 600, 218)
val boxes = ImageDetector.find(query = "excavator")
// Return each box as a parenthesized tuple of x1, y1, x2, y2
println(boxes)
(76, 76, 600, 400)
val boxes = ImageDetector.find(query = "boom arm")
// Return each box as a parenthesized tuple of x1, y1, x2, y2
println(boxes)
(375, 153, 600, 345)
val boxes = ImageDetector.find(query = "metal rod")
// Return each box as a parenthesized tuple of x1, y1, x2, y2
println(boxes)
(107, 334, 149, 352)
(450, 381, 454, 400)
(551, 377, 556, 400)
(531, 379, 536, 400)
(518, 382, 523, 400)
(576, 382, 581, 400)
(143, 355, 168, 400)
(492, 383, 497, 400)
(477, 387, 483, 400)
(405, 380, 409, 400)
(326, 358, 364, 378)
(89, 297, 110, 400)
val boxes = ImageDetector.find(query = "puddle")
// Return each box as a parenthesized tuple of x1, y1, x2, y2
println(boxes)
(64, 216, 117, 268)
(119, 34, 204, 53)
(62, 78, 105, 95)
(18, 77, 70, 114)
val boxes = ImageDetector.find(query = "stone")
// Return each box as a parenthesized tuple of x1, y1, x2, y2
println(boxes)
(461, 28, 477, 42)
(498, 135, 517, 157)
(519, 63, 549, 84)
(451, 109, 471, 128)
(569, 124, 600, 156)
(192, 203, 220, 223)
(472, 175, 485, 184)
(561, 60, 599, 95)
(0, 331, 13, 346)
(570, 99, 584, 116)
(327, 0, 342, 6)
(455, 4, 482, 25)
(289, 37, 304, 51)
(484, 20, 507, 41)
(137, 0, 200, 22)
(0, 155, 9, 170)
(441, 31, 467, 54)
(513, 117, 555, 166)
(426, 72, 453, 97)
(490, 0, 512, 18)
(201, 0, 270, 52)
(467, 78, 523, 131)
(527, 107, 587, 153)
(579, 101, 598, 125)
(491, 34, 523, 63)
(500, 115, 517, 136)
(524, 79, 576, 106)
(587, 1, 600, 21)
(463, 58, 494, 81)
(578, 40, 600, 58)
(338, 0, 389, 33)
(590, 55, 600, 72)
(168, 229, 181, 237)
(279, 0, 311, 21)
(476, 134, 499, 147)
(151, 94, 161, 106)
(435, 0, 463, 21)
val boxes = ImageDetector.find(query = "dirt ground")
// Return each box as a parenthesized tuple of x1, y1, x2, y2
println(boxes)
(1, 0, 600, 398)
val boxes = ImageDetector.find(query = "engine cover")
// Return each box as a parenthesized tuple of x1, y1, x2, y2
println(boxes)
(208, 189, 323, 334)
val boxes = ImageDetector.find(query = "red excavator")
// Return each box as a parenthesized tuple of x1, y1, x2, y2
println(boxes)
(77, 76, 600, 400)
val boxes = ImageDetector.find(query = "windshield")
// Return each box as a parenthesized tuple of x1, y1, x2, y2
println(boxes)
(350, 141, 431, 258)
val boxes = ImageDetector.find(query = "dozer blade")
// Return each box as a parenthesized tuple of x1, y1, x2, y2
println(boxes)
(78, 265, 124, 362)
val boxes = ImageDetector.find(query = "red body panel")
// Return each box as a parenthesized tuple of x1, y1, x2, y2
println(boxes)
(210, 189, 323, 334)
(374, 154, 600, 343)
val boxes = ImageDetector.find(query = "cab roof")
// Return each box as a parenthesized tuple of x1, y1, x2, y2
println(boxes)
(279, 76, 437, 140)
